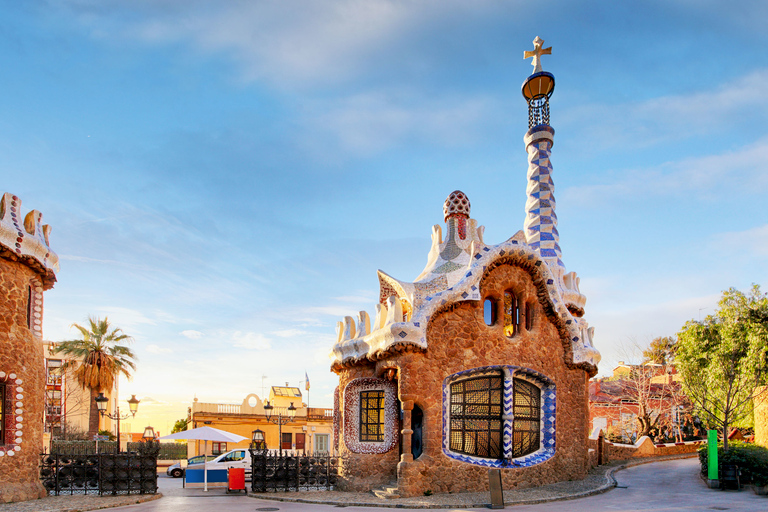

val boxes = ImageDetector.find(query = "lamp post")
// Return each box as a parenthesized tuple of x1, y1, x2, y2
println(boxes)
(95, 393, 140, 453)
(263, 401, 296, 456)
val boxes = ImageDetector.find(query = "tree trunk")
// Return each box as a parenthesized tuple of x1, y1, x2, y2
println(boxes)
(88, 387, 100, 438)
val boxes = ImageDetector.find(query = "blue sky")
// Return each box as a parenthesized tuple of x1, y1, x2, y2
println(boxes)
(3, 1, 767, 434)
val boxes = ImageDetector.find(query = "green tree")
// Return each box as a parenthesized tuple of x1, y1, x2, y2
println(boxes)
(171, 418, 189, 434)
(52, 317, 137, 437)
(676, 286, 768, 450)
(642, 336, 677, 364)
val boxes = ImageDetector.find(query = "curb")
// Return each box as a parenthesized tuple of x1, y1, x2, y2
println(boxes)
(248, 454, 698, 509)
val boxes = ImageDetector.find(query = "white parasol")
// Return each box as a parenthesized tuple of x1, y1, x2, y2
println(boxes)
(159, 426, 248, 491)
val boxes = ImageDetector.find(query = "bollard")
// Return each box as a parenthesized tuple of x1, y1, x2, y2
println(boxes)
(488, 469, 504, 509)
(707, 429, 719, 488)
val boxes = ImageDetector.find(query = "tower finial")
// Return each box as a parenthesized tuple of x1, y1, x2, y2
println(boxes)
(524, 36, 552, 74)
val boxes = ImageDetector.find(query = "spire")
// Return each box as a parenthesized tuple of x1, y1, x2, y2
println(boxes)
(521, 37, 563, 269)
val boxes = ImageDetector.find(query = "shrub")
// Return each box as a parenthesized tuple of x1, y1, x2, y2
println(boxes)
(698, 441, 768, 486)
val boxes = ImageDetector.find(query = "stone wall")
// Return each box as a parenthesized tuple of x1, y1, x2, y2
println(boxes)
(334, 263, 593, 497)
(0, 258, 47, 503)
(589, 436, 704, 465)
(755, 386, 768, 449)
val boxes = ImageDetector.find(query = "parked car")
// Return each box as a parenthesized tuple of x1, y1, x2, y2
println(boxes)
(186, 449, 251, 473)
(166, 455, 211, 478)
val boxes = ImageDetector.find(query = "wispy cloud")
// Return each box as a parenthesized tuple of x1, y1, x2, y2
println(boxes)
(180, 329, 204, 339)
(561, 69, 768, 151)
(231, 331, 271, 350)
(561, 136, 768, 207)
(713, 224, 768, 258)
(271, 329, 308, 338)
(302, 92, 499, 155)
(146, 344, 172, 354)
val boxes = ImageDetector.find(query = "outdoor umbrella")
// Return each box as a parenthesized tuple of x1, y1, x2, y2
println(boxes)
(159, 426, 248, 491)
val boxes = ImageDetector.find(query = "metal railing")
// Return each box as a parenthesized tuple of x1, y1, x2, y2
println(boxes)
(250, 449, 342, 492)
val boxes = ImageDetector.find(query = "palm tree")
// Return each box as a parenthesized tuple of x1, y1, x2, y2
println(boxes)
(52, 317, 137, 437)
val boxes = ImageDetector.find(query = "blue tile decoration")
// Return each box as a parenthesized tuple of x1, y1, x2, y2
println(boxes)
(442, 365, 556, 468)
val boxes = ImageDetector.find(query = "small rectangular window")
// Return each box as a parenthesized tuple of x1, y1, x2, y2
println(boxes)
(315, 434, 329, 453)
(211, 442, 227, 455)
(359, 390, 385, 442)
(281, 432, 292, 450)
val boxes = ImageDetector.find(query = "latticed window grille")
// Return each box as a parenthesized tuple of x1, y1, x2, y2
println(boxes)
(449, 374, 504, 459)
(359, 390, 385, 442)
(448, 373, 543, 461)
(512, 378, 541, 458)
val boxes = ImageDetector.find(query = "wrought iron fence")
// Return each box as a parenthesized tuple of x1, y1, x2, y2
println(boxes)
(250, 449, 341, 492)
(40, 443, 159, 496)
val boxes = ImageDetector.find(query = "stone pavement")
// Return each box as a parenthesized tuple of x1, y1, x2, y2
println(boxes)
(1, 454, 765, 511)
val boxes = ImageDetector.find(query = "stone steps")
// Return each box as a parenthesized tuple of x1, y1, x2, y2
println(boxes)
(371, 482, 400, 499)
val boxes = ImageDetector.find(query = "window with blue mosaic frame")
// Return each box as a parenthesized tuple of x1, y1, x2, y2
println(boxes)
(444, 366, 553, 466)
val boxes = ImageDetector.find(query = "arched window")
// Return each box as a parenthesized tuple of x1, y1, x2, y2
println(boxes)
(525, 302, 534, 331)
(503, 291, 519, 337)
(483, 298, 496, 326)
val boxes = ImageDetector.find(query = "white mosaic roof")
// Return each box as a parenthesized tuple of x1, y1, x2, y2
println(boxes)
(330, 188, 601, 375)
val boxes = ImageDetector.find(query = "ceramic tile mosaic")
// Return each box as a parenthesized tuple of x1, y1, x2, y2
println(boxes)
(440, 365, 555, 468)
(0, 371, 25, 457)
(0, 193, 59, 288)
(333, 386, 340, 452)
(342, 378, 398, 454)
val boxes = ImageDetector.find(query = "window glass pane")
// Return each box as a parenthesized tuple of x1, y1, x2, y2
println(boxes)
(448, 374, 503, 459)
(512, 379, 541, 457)
(359, 390, 385, 442)
(483, 299, 496, 325)
(504, 292, 517, 337)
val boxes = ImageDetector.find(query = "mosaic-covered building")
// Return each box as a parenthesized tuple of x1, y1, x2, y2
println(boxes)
(329, 38, 601, 497)
(0, 192, 59, 503)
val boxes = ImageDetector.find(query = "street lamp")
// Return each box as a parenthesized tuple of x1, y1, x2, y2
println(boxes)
(263, 401, 296, 456)
(251, 429, 266, 450)
(142, 426, 156, 441)
(95, 393, 140, 453)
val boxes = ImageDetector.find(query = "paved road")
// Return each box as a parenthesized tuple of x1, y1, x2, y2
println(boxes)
(115, 458, 766, 511)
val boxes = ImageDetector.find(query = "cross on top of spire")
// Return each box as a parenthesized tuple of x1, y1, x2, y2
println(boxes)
(524, 36, 552, 74)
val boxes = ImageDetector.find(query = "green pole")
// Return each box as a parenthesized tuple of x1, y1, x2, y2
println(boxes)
(707, 429, 718, 481)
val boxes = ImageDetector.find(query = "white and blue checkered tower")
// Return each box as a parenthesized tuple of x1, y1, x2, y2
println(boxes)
(522, 37, 563, 273)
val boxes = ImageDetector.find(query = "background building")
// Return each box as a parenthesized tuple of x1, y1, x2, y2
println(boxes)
(189, 386, 333, 457)
(41, 340, 119, 449)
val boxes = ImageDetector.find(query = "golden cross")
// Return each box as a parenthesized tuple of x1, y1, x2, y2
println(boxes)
(524, 36, 552, 74)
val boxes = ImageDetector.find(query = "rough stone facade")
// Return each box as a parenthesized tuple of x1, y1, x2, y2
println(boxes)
(0, 259, 48, 503)
(755, 386, 768, 449)
(0, 193, 58, 503)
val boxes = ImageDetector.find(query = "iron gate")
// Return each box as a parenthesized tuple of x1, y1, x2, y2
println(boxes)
(40, 443, 159, 495)
(250, 449, 341, 492)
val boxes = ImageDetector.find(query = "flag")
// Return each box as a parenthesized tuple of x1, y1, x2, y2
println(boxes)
(305, 371, 310, 391)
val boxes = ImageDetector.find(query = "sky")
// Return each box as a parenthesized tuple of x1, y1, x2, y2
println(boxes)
(2, 1, 767, 436)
